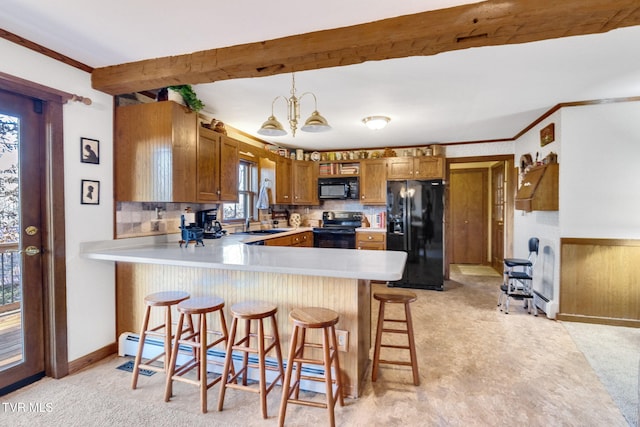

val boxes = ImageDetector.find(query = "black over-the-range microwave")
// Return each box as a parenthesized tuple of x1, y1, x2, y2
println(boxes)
(318, 177, 359, 200)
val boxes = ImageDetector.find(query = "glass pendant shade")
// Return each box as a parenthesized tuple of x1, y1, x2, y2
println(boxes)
(301, 110, 331, 132)
(258, 115, 287, 136)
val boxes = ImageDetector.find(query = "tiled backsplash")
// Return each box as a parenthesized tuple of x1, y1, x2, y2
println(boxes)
(116, 200, 387, 239)
(116, 202, 220, 238)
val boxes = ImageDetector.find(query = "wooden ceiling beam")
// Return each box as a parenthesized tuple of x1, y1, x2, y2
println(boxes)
(91, 0, 640, 95)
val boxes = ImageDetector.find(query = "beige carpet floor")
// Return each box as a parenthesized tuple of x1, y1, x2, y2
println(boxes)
(1, 267, 636, 426)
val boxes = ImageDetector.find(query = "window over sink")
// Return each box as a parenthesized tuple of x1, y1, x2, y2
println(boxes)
(223, 160, 257, 221)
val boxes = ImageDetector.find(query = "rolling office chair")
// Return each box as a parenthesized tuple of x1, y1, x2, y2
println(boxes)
(498, 237, 539, 315)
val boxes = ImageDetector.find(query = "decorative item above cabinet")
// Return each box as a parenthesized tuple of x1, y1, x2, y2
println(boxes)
(515, 163, 559, 212)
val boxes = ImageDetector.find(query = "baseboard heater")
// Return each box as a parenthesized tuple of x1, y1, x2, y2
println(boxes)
(534, 290, 550, 314)
(118, 332, 331, 394)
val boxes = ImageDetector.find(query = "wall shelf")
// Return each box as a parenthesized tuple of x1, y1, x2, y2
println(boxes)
(515, 163, 559, 212)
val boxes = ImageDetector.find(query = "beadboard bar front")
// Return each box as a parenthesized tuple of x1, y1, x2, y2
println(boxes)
(116, 262, 371, 397)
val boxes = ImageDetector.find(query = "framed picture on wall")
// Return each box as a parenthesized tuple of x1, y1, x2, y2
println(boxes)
(80, 137, 100, 164)
(81, 179, 100, 205)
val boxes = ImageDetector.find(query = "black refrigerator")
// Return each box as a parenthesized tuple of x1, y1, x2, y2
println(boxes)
(386, 179, 445, 290)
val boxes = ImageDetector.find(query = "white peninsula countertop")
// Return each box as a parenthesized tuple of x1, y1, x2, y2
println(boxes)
(80, 231, 407, 281)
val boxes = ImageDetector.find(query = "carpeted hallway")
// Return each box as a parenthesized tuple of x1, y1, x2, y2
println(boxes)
(2, 267, 638, 426)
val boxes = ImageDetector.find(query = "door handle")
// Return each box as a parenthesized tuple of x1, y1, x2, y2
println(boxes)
(20, 246, 41, 256)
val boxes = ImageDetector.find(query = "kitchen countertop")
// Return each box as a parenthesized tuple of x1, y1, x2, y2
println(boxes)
(355, 227, 386, 232)
(80, 231, 406, 281)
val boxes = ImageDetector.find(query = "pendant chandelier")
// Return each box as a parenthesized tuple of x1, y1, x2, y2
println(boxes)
(257, 73, 331, 137)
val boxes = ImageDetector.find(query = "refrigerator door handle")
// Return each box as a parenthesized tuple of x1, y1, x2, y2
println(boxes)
(405, 189, 412, 252)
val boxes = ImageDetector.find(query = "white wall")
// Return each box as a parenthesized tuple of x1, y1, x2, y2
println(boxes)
(560, 102, 640, 238)
(513, 100, 640, 318)
(1, 39, 115, 361)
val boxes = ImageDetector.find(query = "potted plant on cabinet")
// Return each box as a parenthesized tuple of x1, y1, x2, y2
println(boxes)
(160, 85, 205, 112)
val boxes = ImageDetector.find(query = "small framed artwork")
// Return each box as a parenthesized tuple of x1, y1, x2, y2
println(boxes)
(81, 137, 100, 164)
(540, 123, 555, 147)
(81, 179, 100, 205)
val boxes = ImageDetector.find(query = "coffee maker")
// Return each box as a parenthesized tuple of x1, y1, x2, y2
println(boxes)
(196, 208, 225, 239)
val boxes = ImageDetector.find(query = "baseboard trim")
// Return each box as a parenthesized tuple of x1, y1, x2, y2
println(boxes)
(557, 313, 640, 328)
(68, 342, 117, 375)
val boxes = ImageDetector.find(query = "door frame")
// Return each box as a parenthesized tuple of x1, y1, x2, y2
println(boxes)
(0, 72, 69, 380)
(444, 154, 514, 279)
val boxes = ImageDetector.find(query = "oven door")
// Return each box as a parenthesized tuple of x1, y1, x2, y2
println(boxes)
(313, 228, 356, 249)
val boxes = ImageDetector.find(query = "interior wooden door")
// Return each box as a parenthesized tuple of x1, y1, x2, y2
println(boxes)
(491, 162, 505, 272)
(449, 169, 487, 264)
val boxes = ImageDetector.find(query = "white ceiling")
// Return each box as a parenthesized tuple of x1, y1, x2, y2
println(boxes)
(2, 0, 640, 151)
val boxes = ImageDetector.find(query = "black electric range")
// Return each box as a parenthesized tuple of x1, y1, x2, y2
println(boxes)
(312, 211, 363, 249)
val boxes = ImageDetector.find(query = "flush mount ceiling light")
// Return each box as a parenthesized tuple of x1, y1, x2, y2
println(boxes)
(362, 116, 390, 130)
(257, 73, 331, 138)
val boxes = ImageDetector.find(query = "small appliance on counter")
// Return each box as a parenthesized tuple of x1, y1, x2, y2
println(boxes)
(196, 208, 226, 239)
(179, 214, 204, 247)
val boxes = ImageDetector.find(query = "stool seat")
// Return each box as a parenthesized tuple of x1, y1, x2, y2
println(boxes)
(164, 295, 230, 414)
(144, 290, 190, 307)
(131, 291, 190, 390)
(374, 292, 417, 304)
(218, 300, 284, 419)
(177, 296, 225, 314)
(290, 307, 339, 328)
(372, 291, 419, 386)
(278, 307, 344, 427)
(230, 301, 278, 319)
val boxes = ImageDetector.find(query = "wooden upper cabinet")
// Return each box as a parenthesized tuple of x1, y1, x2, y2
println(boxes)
(386, 157, 413, 179)
(197, 127, 239, 202)
(414, 156, 444, 179)
(360, 158, 387, 205)
(115, 101, 197, 202)
(275, 156, 292, 204)
(387, 156, 444, 179)
(292, 160, 319, 205)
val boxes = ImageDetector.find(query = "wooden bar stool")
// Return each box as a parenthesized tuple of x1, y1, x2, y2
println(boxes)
(131, 290, 190, 390)
(164, 296, 230, 413)
(371, 291, 419, 385)
(278, 307, 344, 427)
(217, 301, 285, 419)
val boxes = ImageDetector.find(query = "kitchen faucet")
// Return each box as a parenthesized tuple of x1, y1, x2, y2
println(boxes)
(245, 216, 252, 232)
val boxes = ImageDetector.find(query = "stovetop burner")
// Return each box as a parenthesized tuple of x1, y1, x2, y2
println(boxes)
(315, 211, 363, 231)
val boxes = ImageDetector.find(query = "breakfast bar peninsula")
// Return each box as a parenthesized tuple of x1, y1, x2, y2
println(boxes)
(81, 231, 407, 397)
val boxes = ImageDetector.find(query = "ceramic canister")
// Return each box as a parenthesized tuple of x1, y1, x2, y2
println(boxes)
(289, 213, 301, 228)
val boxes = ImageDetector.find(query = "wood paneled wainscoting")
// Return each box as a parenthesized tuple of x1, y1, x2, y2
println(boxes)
(116, 263, 371, 398)
(558, 238, 640, 327)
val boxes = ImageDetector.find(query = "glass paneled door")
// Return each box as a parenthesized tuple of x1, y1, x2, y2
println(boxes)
(0, 89, 45, 393)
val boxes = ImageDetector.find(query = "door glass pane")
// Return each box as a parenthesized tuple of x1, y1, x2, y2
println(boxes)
(0, 112, 23, 370)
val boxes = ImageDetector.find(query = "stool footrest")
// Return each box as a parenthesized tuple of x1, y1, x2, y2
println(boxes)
(382, 327, 409, 334)
(287, 398, 330, 409)
(378, 359, 413, 367)
(136, 362, 166, 373)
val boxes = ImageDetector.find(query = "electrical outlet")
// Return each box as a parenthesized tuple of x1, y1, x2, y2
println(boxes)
(336, 330, 349, 352)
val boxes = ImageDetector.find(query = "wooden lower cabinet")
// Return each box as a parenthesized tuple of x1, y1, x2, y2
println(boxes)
(356, 231, 386, 250)
(264, 231, 313, 247)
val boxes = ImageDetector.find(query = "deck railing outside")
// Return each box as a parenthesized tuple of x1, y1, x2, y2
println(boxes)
(0, 243, 21, 307)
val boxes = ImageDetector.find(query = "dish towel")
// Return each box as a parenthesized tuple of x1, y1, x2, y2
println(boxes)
(256, 179, 270, 209)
